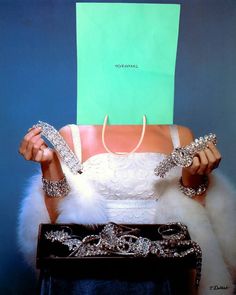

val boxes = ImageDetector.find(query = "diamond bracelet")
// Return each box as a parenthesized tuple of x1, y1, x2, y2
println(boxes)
(154, 133, 217, 178)
(42, 175, 70, 198)
(178, 175, 209, 198)
(34, 121, 83, 174)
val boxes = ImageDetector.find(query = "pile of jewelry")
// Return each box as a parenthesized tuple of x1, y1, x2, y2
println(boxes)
(154, 133, 217, 178)
(34, 121, 83, 174)
(45, 222, 202, 287)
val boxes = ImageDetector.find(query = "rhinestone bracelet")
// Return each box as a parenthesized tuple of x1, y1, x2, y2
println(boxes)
(42, 175, 70, 198)
(154, 133, 217, 178)
(158, 222, 188, 240)
(34, 121, 83, 174)
(178, 175, 209, 198)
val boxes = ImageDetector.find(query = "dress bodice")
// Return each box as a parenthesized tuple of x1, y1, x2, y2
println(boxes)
(69, 125, 181, 224)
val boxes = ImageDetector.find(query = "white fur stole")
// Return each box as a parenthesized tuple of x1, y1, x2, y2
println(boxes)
(17, 169, 236, 294)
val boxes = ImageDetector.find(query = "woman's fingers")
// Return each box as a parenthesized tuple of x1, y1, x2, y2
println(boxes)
(24, 134, 41, 160)
(19, 126, 49, 163)
(41, 147, 54, 162)
(187, 156, 200, 175)
(201, 143, 221, 174)
(34, 149, 44, 162)
(24, 126, 42, 143)
(207, 142, 221, 167)
(19, 126, 55, 164)
(33, 145, 53, 163)
(32, 138, 46, 159)
(188, 143, 221, 176)
(19, 127, 42, 155)
(204, 148, 217, 174)
(197, 150, 208, 175)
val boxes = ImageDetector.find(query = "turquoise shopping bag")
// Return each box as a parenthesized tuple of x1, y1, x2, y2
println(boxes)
(76, 3, 180, 125)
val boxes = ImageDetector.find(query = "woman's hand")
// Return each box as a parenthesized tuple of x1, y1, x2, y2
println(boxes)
(178, 126, 221, 177)
(18, 126, 55, 164)
(181, 142, 221, 206)
(19, 125, 66, 223)
(178, 126, 222, 205)
(184, 142, 221, 176)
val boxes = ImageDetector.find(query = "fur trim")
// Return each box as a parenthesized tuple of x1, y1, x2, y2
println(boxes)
(17, 168, 236, 294)
(57, 173, 108, 224)
(17, 174, 50, 268)
(205, 172, 236, 279)
(153, 176, 235, 294)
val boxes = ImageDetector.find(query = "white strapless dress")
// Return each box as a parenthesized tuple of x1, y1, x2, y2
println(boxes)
(70, 124, 181, 224)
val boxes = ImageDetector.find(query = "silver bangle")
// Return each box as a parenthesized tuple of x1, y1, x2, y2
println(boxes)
(42, 175, 70, 198)
(158, 222, 188, 240)
(178, 176, 209, 198)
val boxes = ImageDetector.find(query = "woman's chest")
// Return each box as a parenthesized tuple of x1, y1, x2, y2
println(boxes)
(79, 125, 174, 162)
(82, 153, 178, 200)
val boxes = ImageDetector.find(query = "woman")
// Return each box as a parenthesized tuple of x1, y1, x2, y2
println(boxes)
(18, 122, 236, 294)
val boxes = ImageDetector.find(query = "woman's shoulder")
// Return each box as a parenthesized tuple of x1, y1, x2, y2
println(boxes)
(58, 124, 75, 151)
(156, 124, 194, 146)
(58, 123, 195, 149)
(58, 124, 97, 153)
(174, 124, 195, 146)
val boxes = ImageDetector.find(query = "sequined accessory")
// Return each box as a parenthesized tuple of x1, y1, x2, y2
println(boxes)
(45, 222, 202, 287)
(34, 121, 83, 174)
(158, 222, 188, 240)
(154, 133, 217, 178)
(42, 175, 70, 198)
(178, 176, 209, 198)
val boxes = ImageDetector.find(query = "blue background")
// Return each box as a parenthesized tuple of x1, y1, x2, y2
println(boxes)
(0, 0, 235, 294)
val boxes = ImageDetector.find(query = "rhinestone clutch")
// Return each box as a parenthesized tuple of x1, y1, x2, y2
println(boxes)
(154, 133, 217, 178)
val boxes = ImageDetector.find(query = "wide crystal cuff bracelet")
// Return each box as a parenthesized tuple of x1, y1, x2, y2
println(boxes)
(42, 175, 70, 198)
(154, 133, 217, 178)
(178, 175, 209, 198)
(34, 121, 83, 174)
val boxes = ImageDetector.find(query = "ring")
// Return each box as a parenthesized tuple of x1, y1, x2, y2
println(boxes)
(158, 222, 188, 240)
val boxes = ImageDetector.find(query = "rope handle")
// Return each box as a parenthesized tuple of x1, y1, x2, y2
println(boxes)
(102, 115, 146, 155)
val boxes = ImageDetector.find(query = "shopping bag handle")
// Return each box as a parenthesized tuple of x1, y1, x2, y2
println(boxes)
(102, 115, 146, 155)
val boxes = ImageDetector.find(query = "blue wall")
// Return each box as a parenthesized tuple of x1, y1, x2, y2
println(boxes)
(0, 0, 235, 293)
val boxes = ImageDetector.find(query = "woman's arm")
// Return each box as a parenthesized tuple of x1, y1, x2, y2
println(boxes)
(177, 126, 221, 204)
(19, 125, 74, 223)
(41, 154, 64, 223)
(42, 125, 76, 222)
